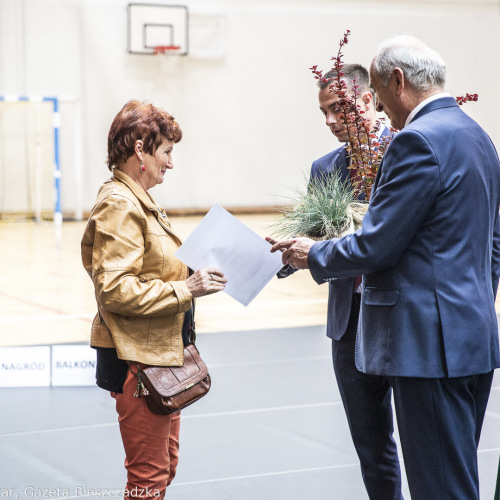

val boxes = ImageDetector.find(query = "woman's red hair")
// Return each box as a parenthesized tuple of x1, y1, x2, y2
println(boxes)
(107, 100, 182, 171)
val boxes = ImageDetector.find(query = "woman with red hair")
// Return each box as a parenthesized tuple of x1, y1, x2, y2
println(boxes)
(82, 100, 225, 498)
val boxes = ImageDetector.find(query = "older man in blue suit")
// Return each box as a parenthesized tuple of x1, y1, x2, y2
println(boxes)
(270, 64, 403, 500)
(272, 36, 500, 499)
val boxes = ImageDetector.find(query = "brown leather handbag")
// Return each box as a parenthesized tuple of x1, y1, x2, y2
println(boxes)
(129, 343, 211, 415)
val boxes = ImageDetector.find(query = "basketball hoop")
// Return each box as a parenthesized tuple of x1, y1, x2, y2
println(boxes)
(153, 45, 181, 55)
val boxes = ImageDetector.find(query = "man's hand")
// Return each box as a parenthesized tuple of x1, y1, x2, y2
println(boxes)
(268, 237, 315, 269)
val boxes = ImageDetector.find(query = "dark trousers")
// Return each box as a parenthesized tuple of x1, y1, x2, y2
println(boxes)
(389, 371, 494, 500)
(332, 295, 403, 500)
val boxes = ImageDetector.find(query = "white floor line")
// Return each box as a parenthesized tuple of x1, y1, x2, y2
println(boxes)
(41, 450, 500, 500)
(0, 422, 118, 438)
(208, 355, 330, 368)
(485, 410, 500, 419)
(478, 447, 500, 453)
(182, 401, 341, 420)
(52, 462, 361, 500)
(0, 313, 95, 323)
(26, 447, 500, 500)
(0, 401, 341, 438)
(169, 462, 361, 488)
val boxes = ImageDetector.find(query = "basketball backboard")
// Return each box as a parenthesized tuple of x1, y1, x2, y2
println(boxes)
(128, 3, 188, 55)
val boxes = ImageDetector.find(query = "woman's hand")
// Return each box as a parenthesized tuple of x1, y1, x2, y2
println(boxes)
(185, 268, 227, 298)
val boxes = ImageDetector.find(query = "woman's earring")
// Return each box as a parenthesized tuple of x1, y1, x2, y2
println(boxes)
(141, 163, 145, 172)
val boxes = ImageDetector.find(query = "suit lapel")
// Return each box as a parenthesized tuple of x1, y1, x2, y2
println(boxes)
(371, 158, 384, 196)
(371, 126, 393, 197)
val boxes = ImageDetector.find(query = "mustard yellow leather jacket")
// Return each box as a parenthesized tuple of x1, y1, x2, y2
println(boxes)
(81, 169, 192, 366)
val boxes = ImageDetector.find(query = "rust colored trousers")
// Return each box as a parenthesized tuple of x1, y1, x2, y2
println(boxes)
(112, 368, 181, 499)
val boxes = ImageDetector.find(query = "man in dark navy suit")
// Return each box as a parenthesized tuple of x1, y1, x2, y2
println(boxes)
(270, 64, 403, 500)
(272, 37, 500, 499)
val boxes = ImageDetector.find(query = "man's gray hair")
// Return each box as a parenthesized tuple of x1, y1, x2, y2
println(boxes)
(371, 36, 447, 91)
(318, 63, 372, 95)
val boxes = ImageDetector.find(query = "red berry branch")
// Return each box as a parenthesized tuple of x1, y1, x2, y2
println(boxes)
(310, 31, 479, 200)
(456, 93, 479, 105)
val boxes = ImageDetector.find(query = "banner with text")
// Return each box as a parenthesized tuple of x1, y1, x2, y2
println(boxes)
(0, 346, 51, 387)
(51, 345, 96, 386)
(0, 345, 97, 387)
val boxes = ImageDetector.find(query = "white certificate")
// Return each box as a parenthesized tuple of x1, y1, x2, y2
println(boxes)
(175, 204, 284, 306)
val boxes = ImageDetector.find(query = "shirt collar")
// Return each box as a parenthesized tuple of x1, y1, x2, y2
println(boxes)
(404, 92, 451, 128)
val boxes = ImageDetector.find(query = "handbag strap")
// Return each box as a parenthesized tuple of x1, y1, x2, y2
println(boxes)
(182, 274, 196, 344)
(190, 291, 197, 344)
(189, 300, 197, 344)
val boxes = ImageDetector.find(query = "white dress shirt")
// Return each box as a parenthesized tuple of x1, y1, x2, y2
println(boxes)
(404, 92, 451, 128)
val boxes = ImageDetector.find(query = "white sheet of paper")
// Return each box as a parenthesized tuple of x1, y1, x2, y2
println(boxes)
(175, 204, 284, 306)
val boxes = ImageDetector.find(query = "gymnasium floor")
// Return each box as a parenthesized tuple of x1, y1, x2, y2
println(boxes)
(0, 216, 499, 499)
(0, 215, 328, 346)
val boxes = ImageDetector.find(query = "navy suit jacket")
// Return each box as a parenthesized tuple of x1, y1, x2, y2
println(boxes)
(310, 127, 391, 341)
(309, 97, 500, 377)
